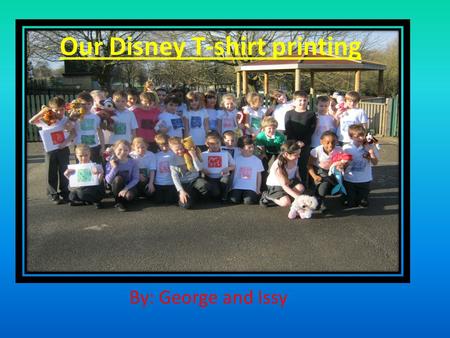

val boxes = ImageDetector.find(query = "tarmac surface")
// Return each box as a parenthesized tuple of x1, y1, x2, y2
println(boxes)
(25, 138, 401, 273)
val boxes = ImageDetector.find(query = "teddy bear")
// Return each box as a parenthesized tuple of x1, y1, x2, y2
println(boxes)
(181, 136, 203, 172)
(365, 132, 380, 151)
(66, 99, 87, 122)
(288, 195, 319, 219)
(95, 97, 116, 131)
(328, 152, 353, 195)
(40, 105, 61, 126)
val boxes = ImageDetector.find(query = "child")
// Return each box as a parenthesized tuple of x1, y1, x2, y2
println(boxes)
(336, 91, 369, 144)
(221, 130, 239, 159)
(268, 90, 293, 133)
(307, 131, 343, 209)
(202, 132, 235, 201)
(130, 137, 156, 199)
(328, 96, 338, 118)
(343, 124, 379, 208)
(64, 144, 105, 208)
(126, 88, 139, 111)
(105, 139, 139, 212)
(260, 141, 304, 208)
(153, 133, 178, 204)
(28, 96, 76, 204)
(108, 90, 138, 145)
(241, 92, 266, 137)
(183, 91, 209, 150)
(255, 116, 286, 171)
(229, 136, 264, 205)
(170, 88, 187, 116)
(217, 93, 239, 135)
(156, 95, 184, 138)
(133, 91, 160, 152)
(204, 91, 220, 133)
(311, 95, 336, 148)
(73, 91, 105, 165)
(168, 137, 212, 209)
(285, 90, 317, 183)
(156, 87, 167, 112)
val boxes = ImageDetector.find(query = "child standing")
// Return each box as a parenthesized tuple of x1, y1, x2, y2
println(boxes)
(105, 140, 139, 212)
(260, 141, 304, 208)
(221, 130, 239, 159)
(73, 91, 105, 165)
(156, 87, 167, 112)
(108, 90, 138, 145)
(204, 91, 220, 133)
(343, 124, 379, 208)
(29, 96, 76, 204)
(336, 91, 369, 145)
(168, 137, 212, 209)
(156, 95, 184, 138)
(202, 133, 235, 201)
(153, 133, 178, 204)
(183, 91, 209, 150)
(126, 88, 139, 111)
(130, 137, 156, 199)
(268, 90, 293, 134)
(64, 144, 105, 208)
(308, 131, 343, 209)
(241, 92, 266, 138)
(311, 95, 336, 148)
(217, 93, 239, 135)
(229, 136, 264, 205)
(285, 90, 317, 183)
(133, 91, 160, 152)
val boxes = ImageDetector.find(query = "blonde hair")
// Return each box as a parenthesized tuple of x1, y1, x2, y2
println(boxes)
(139, 91, 157, 103)
(113, 139, 131, 151)
(143, 80, 154, 92)
(168, 136, 182, 146)
(245, 92, 262, 106)
(90, 90, 106, 99)
(75, 144, 91, 155)
(131, 137, 148, 149)
(345, 91, 361, 103)
(154, 133, 168, 145)
(185, 91, 205, 110)
(261, 116, 278, 129)
(220, 93, 236, 108)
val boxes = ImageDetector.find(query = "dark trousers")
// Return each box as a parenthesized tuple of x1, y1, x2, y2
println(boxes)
(298, 145, 310, 186)
(69, 184, 105, 203)
(45, 146, 70, 199)
(75, 144, 102, 166)
(313, 167, 337, 198)
(229, 189, 258, 205)
(178, 177, 212, 209)
(205, 175, 232, 200)
(136, 179, 154, 198)
(344, 180, 371, 207)
(154, 185, 178, 204)
(111, 176, 137, 204)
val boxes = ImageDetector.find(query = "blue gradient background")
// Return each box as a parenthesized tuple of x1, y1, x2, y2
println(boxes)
(1, 1, 448, 337)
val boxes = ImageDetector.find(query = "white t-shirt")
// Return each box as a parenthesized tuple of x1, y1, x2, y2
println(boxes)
(108, 109, 138, 144)
(36, 116, 70, 152)
(266, 159, 298, 186)
(75, 113, 101, 147)
(218, 109, 238, 133)
(201, 150, 235, 179)
(156, 112, 184, 138)
(185, 109, 208, 145)
(337, 108, 368, 143)
(310, 145, 343, 171)
(243, 106, 266, 135)
(206, 108, 219, 131)
(343, 142, 379, 183)
(272, 101, 293, 131)
(232, 154, 264, 192)
(221, 146, 240, 159)
(130, 150, 156, 178)
(154, 150, 174, 186)
(311, 114, 336, 147)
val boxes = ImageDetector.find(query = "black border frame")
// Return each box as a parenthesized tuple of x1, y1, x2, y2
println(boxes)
(17, 19, 410, 283)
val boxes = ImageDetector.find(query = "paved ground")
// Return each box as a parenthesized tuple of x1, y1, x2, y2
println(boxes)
(25, 138, 400, 273)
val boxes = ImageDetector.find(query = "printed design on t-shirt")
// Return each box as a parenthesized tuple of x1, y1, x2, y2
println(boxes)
(141, 119, 155, 130)
(207, 155, 222, 168)
(239, 166, 252, 179)
(139, 168, 148, 177)
(77, 168, 92, 182)
(50, 130, 65, 145)
(118, 170, 130, 182)
(190, 116, 202, 128)
(250, 116, 261, 130)
(81, 134, 96, 145)
(114, 122, 126, 135)
(171, 118, 183, 129)
(222, 117, 234, 129)
(80, 118, 95, 131)
(209, 119, 217, 130)
(158, 160, 170, 174)
(351, 153, 367, 172)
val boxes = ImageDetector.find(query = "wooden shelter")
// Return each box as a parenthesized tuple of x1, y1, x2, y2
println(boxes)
(235, 53, 386, 97)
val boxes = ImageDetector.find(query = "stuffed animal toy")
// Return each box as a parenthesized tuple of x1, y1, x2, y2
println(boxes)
(181, 136, 203, 171)
(65, 99, 87, 122)
(102, 146, 117, 162)
(96, 97, 116, 130)
(288, 195, 319, 219)
(40, 105, 61, 126)
(236, 109, 250, 135)
(365, 132, 380, 150)
(328, 152, 353, 195)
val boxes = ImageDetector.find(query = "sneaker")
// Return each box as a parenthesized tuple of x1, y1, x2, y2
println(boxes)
(69, 200, 84, 207)
(259, 192, 269, 207)
(50, 195, 63, 205)
(117, 202, 127, 212)
(94, 202, 104, 209)
(360, 199, 369, 208)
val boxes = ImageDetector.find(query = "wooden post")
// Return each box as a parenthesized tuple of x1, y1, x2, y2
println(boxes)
(378, 70, 384, 97)
(310, 71, 315, 96)
(242, 70, 248, 95)
(354, 70, 361, 92)
(263, 72, 269, 95)
(295, 68, 301, 91)
(236, 71, 241, 98)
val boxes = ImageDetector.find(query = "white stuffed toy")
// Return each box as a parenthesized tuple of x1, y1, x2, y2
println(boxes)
(288, 195, 319, 219)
